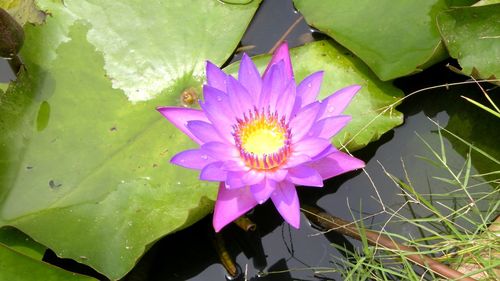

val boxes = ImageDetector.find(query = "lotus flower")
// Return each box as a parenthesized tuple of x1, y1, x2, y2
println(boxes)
(158, 42, 365, 232)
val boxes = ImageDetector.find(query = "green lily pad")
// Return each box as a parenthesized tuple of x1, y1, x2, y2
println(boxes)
(0, 243, 96, 281)
(0, 226, 46, 260)
(474, 0, 500, 5)
(437, 4, 500, 80)
(293, 0, 449, 81)
(226, 41, 404, 151)
(0, 0, 260, 279)
(446, 0, 478, 6)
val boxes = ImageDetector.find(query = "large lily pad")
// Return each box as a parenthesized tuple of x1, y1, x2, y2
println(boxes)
(0, 227, 92, 280)
(437, 4, 500, 80)
(0, 0, 260, 279)
(0, 243, 96, 281)
(226, 40, 404, 151)
(293, 0, 449, 81)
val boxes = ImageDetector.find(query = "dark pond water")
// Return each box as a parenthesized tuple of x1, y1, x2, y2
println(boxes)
(2, 0, 498, 280)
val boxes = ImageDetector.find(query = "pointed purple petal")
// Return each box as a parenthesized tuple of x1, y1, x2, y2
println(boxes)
(201, 85, 236, 142)
(311, 145, 337, 161)
(263, 42, 293, 81)
(275, 79, 297, 121)
(225, 171, 247, 189)
(213, 183, 258, 232)
(226, 75, 254, 116)
(206, 61, 227, 91)
(238, 53, 262, 101)
(200, 161, 227, 181)
(157, 107, 208, 144)
(265, 169, 288, 182)
(287, 165, 324, 187)
(297, 71, 324, 106)
(318, 85, 361, 119)
(187, 120, 224, 143)
(290, 102, 321, 142)
(222, 160, 250, 172)
(283, 153, 311, 168)
(293, 137, 331, 159)
(251, 178, 276, 204)
(241, 169, 265, 185)
(201, 142, 239, 161)
(307, 115, 351, 139)
(226, 169, 265, 189)
(310, 151, 365, 180)
(171, 149, 215, 170)
(271, 181, 300, 229)
(259, 60, 286, 110)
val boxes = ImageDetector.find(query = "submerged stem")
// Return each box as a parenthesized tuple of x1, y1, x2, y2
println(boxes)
(302, 205, 478, 281)
(213, 233, 240, 279)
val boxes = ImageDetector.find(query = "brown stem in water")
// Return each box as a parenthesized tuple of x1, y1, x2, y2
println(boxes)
(268, 15, 304, 54)
(213, 233, 239, 279)
(302, 205, 478, 281)
(234, 215, 257, 232)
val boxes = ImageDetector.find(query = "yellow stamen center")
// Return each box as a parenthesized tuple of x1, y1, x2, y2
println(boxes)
(233, 108, 291, 170)
(240, 118, 285, 155)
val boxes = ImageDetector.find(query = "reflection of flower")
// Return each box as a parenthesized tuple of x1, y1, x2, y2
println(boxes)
(158, 42, 365, 232)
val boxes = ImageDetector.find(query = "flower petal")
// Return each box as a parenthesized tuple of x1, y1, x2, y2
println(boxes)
(225, 171, 247, 189)
(293, 137, 332, 159)
(238, 53, 262, 101)
(263, 42, 293, 81)
(318, 85, 361, 119)
(226, 75, 254, 116)
(287, 165, 324, 187)
(242, 169, 266, 185)
(157, 107, 208, 144)
(171, 149, 215, 170)
(271, 181, 300, 229)
(251, 178, 276, 204)
(226, 169, 265, 189)
(283, 153, 311, 169)
(201, 85, 236, 142)
(206, 61, 227, 92)
(296, 71, 324, 106)
(290, 102, 321, 142)
(259, 60, 286, 111)
(200, 161, 227, 181)
(222, 160, 249, 172)
(266, 169, 288, 182)
(307, 115, 352, 139)
(201, 142, 239, 161)
(187, 120, 224, 143)
(309, 151, 365, 180)
(275, 79, 297, 121)
(213, 183, 258, 232)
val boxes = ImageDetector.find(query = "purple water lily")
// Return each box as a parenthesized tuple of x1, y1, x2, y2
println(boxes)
(158, 42, 365, 232)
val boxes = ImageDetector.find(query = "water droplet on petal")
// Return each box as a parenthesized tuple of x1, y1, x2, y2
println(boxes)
(216, 95, 223, 102)
(201, 154, 208, 160)
(307, 83, 312, 88)
(327, 106, 335, 113)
